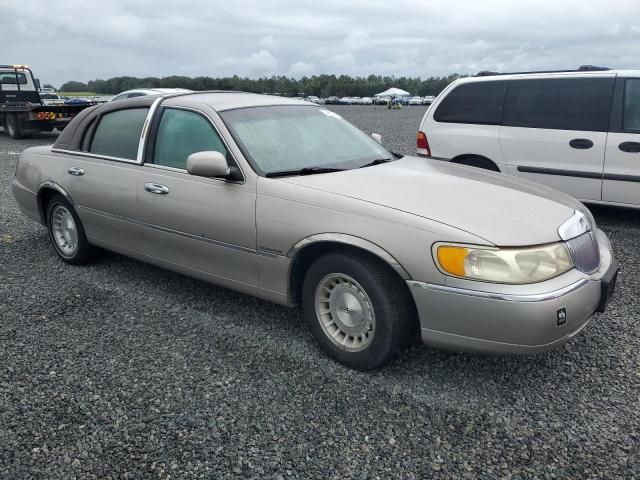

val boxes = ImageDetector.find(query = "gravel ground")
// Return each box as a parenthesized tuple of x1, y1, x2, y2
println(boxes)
(1, 109, 639, 479)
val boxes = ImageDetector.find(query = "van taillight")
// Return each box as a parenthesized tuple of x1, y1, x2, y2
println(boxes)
(416, 131, 431, 157)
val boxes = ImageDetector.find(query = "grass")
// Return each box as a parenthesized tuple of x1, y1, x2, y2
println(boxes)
(56, 91, 106, 97)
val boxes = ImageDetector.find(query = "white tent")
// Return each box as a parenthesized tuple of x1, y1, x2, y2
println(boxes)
(374, 87, 410, 97)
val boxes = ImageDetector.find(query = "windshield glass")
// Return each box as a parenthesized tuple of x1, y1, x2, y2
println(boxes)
(220, 106, 392, 174)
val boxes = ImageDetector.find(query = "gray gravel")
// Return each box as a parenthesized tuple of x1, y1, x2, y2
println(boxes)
(1, 109, 639, 479)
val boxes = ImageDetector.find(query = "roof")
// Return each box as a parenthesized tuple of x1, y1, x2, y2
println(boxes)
(162, 91, 317, 111)
(456, 69, 640, 85)
(374, 87, 410, 97)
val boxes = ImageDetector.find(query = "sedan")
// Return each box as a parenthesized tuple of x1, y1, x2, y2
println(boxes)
(12, 92, 618, 370)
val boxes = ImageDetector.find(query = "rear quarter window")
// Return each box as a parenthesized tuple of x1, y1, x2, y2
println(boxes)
(89, 108, 149, 160)
(434, 81, 507, 125)
(502, 77, 615, 132)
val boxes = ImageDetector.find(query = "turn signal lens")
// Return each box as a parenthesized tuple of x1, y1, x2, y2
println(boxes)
(437, 246, 467, 276)
(434, 242, 573, 284)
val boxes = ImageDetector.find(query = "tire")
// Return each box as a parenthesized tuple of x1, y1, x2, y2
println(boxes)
(46, 194, 100, 265)
(5, 114, 23, 139)
(302, 251, 416, 370)
(455, 156, 499, 172)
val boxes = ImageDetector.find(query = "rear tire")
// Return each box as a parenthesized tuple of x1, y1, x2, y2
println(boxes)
(302, 251, 416, 370)
(46, 194, 100, 265)
(5, 114, 22, 139)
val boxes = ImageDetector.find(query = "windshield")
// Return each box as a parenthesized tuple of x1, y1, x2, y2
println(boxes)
(220, 106, 392, 175)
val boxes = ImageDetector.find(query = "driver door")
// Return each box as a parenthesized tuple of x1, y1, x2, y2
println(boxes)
(136, 106, 258, 293)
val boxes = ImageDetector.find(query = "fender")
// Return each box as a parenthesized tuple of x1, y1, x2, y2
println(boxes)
(287, 233, 411, 280)
(36, 181, 75, 223)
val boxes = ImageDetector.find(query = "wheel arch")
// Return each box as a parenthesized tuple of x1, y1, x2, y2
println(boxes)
(450, 154, 501, 172)
(36, 181, 75, 225)
(286, 234, 411, 305)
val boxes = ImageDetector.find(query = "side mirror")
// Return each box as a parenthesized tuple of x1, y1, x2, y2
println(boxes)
(371, 133, 382, 144)
(186, 151, 231, 178)
(34, 78, 41, 89)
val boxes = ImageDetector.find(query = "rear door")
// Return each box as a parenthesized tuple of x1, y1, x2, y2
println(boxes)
(499, 76, 615, 201)
(602, 76, 640, 205)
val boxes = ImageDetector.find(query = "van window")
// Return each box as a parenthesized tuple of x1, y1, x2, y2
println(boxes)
(623, 79, 640, 132)
(434, 81, 507, 125)
(90, 108, 149, 160)
(502, 78, 614, 132)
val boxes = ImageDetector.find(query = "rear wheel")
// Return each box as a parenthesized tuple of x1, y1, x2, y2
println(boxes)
(46, 194, 100, 264)
(5, 114, 22, 139)
(302, 251, 416, 370)
(455, 156, 499, 172)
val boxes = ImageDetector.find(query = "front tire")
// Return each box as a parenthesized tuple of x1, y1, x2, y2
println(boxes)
(302, 251, 415, 370)
(5, 114, 22, 139)
(46, 194, 100, 264)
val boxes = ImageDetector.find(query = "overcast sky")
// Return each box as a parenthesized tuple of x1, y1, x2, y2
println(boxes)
(2, 0, 639, 87)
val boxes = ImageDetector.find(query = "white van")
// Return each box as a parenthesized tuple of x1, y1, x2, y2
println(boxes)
(417, 67, 640, 208)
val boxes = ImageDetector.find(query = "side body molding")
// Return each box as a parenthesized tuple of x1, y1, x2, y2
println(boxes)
(287, 233, 411, 280)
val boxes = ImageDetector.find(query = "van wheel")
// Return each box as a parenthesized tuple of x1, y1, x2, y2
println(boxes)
(455, 156, 499, 172)
(302, 251, 415, 370)
(5, 114, 22, 139)
(46, 194, 100, 264)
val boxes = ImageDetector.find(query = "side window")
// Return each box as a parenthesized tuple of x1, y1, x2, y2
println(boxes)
(434, 81, 507, 125)
(623, 79, 640, 132)
(0, 71, 27, 85)
(127, 92, 146, 99)
(152, 108, 228, 169)
(89, 108, 149, 160)
(503, 78, 614, 132)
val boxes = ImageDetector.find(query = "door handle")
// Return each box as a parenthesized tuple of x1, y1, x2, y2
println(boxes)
(569, 138, 594, 149)
(619, 141, 640, 153)
(68, 167, 85, 176)
(144, 182, 170, 195)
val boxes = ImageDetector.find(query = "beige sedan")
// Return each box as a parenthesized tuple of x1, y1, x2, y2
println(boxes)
(12, 92, 618, 370)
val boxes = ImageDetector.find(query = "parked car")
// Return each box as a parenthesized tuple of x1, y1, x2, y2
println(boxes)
(39, 93, 65, 106)
(324, 96, 340, 105)
(374, 96, 390, 105)
(409, 96, 422, 105)
(305, 96, 322, 104)
(421, 95, 435, 105)
(109, 88, 192, 102)
(12, 93, 617, 370)
(338, 97, 352, 105)
(417, 66, 640, 208)
(360, 97, 373, 105)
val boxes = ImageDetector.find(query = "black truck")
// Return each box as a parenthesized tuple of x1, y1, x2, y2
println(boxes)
(0, 64, 97, 139)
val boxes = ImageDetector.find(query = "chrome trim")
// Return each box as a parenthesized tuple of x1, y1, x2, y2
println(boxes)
(50, 148, 140, 165)
(287, 233, 411, 280)
(558, 210, 591, 241)
(144, 164, 187, 174)
(37, 180, 74, 203)
(136, 97, 163, 163)
(414, 278, 589, 302)
(78, 206, 277, 258)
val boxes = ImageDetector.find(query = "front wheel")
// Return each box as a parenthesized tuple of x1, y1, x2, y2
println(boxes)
(5, 114, 23, 139)
(302, 251, 416, 370)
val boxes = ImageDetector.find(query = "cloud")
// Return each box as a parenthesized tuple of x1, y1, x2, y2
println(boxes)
(0, 0, 638, 86)
(289, 61, 315, 77)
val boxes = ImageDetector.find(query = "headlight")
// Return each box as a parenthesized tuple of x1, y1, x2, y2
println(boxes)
(435, 242, 573, 284)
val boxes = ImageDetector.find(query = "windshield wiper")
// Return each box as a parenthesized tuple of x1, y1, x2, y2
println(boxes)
(359, 157, 394, 168)
(265, 166, 345, 178)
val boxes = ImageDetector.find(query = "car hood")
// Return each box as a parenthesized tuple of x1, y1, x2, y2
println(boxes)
(278, 156, 583, 246)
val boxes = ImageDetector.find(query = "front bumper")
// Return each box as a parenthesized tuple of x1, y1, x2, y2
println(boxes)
(408, 229, 617, 354)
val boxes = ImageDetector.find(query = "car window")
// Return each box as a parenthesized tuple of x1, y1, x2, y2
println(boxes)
(434, 81, 507, 125)
(0, 72, 27, 85)
(111, 94, 128, 102)
(153, 108, 228, 169)
(128, 92, 146, 98)
(502, 77, 614, 132)
(90, 108, 149, 160)
(623, 79, 640, 132)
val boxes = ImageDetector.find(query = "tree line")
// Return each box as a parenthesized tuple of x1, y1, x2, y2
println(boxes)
(59, 73, 464, 97)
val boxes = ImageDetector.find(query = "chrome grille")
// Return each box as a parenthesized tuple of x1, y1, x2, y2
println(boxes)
(566, 231, 600, 273)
